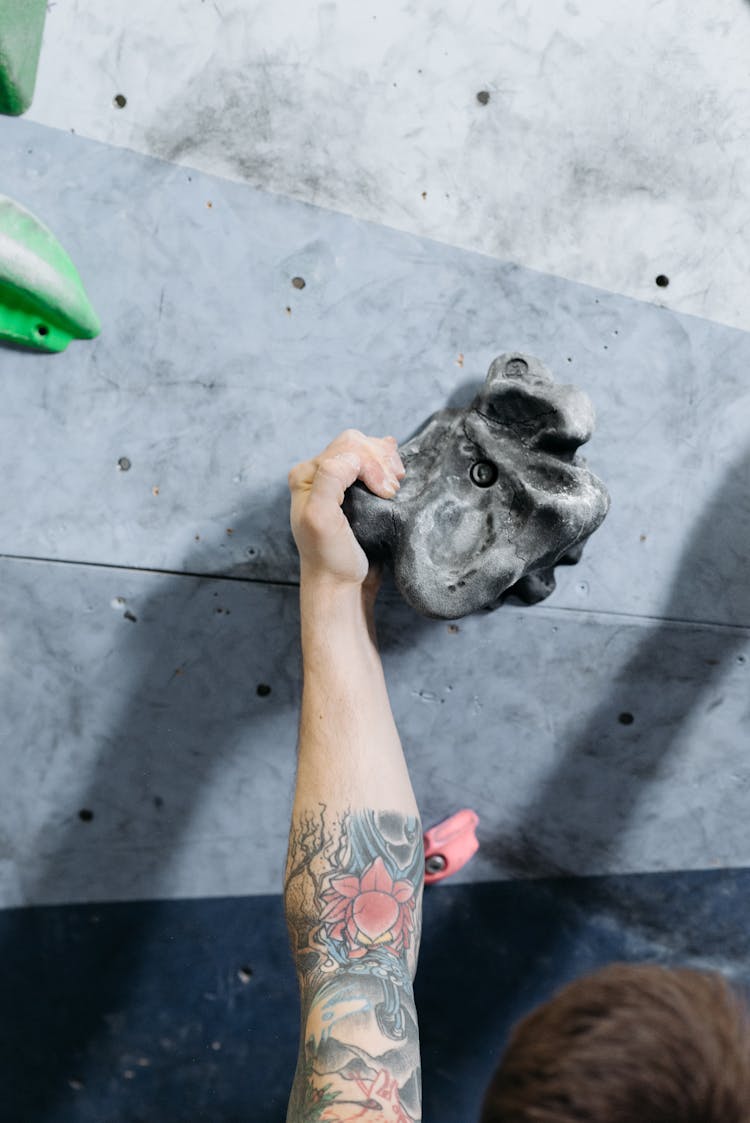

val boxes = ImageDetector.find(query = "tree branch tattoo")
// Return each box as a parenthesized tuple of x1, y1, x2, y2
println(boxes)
(285, 807, 424, 1122)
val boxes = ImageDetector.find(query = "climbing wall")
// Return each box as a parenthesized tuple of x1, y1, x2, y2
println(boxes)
(1, 3, 749, 1121)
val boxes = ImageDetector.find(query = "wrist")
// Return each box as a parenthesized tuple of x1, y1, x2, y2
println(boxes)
(299, 569, 380, 656)
(300, 564, 362, 601)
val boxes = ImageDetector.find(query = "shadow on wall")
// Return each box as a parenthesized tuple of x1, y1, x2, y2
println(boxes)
(416, 444, 750, 1121)
(0, 482, 438, 1123)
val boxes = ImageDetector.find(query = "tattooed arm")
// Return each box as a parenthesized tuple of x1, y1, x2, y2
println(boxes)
(285, 431, 424, 1122)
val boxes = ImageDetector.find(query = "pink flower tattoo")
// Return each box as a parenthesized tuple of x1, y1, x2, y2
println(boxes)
(319, 856, 417, 959)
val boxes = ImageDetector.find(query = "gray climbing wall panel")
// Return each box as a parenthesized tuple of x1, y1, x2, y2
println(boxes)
(22, 0, 750, 331)
(2, 123, 749, 630)
(1, 556, 749, 909)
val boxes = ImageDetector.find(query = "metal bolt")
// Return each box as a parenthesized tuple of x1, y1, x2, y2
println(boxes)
(470, 461, 497, 487)
(425, 854, 447, 874)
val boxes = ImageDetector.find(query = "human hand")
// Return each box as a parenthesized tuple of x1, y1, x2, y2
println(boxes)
(288, 429, 405, 587)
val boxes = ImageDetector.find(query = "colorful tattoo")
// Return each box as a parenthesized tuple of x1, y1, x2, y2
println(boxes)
(285, 807, 424, 1122)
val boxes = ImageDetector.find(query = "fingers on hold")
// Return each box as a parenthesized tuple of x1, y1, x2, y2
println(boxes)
(364, 462, 398, 498)
(334, 450, 361, 471)
(295, 433, 403, 500)
(388, 451, 406, 477)
(355, 436, 403, 490)
(311, 454, 358, 501)
(379, 436, 405, 478)
(289, 449, 360, 494)
(340, 427, 365, 445)
(317, 430, 366, 471)
(324, 452, 362, 476)
(338, 430, 394, 458)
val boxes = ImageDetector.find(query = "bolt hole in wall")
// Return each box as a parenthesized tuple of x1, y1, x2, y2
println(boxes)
(256, 684, 272, 697)
(117, 457, 131, 471)
(78, 809, 94, 823)
(113, 94, 127, 108)
(36, 324, 48, 337)
(618, 712, 635, 725)
(655, 274, 669, 287)
(291, 276, 306, 290)
(476, 90, 490, 104)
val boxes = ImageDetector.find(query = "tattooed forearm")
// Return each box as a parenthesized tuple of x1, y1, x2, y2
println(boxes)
(285, 807, 424, 1122)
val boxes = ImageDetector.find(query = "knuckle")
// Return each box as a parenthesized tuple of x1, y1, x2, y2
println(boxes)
(287, 460, 306, 487)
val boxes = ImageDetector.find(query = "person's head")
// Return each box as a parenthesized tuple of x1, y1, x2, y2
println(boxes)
(480, 963, 750, 1123)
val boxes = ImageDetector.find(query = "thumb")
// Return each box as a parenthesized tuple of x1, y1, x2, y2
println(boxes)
(309, 452, 362, 508)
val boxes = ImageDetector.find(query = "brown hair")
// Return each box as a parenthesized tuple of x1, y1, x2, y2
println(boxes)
(480, 963, 750, 1123)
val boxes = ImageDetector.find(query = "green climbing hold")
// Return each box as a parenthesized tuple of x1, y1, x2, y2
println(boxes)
(0, 0, 47, 115)
(0, 195, 101, 353)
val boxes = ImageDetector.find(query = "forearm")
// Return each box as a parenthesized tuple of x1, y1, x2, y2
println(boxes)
(293, 573, 419, 819)
(284, 574, 424, 1122)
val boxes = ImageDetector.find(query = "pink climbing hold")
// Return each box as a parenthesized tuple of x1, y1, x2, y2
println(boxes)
(423, 809, 480, 884)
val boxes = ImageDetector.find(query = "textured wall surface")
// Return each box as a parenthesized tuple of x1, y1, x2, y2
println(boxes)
(1, 4, 749, 1122)
(23, 0, 750, 330)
